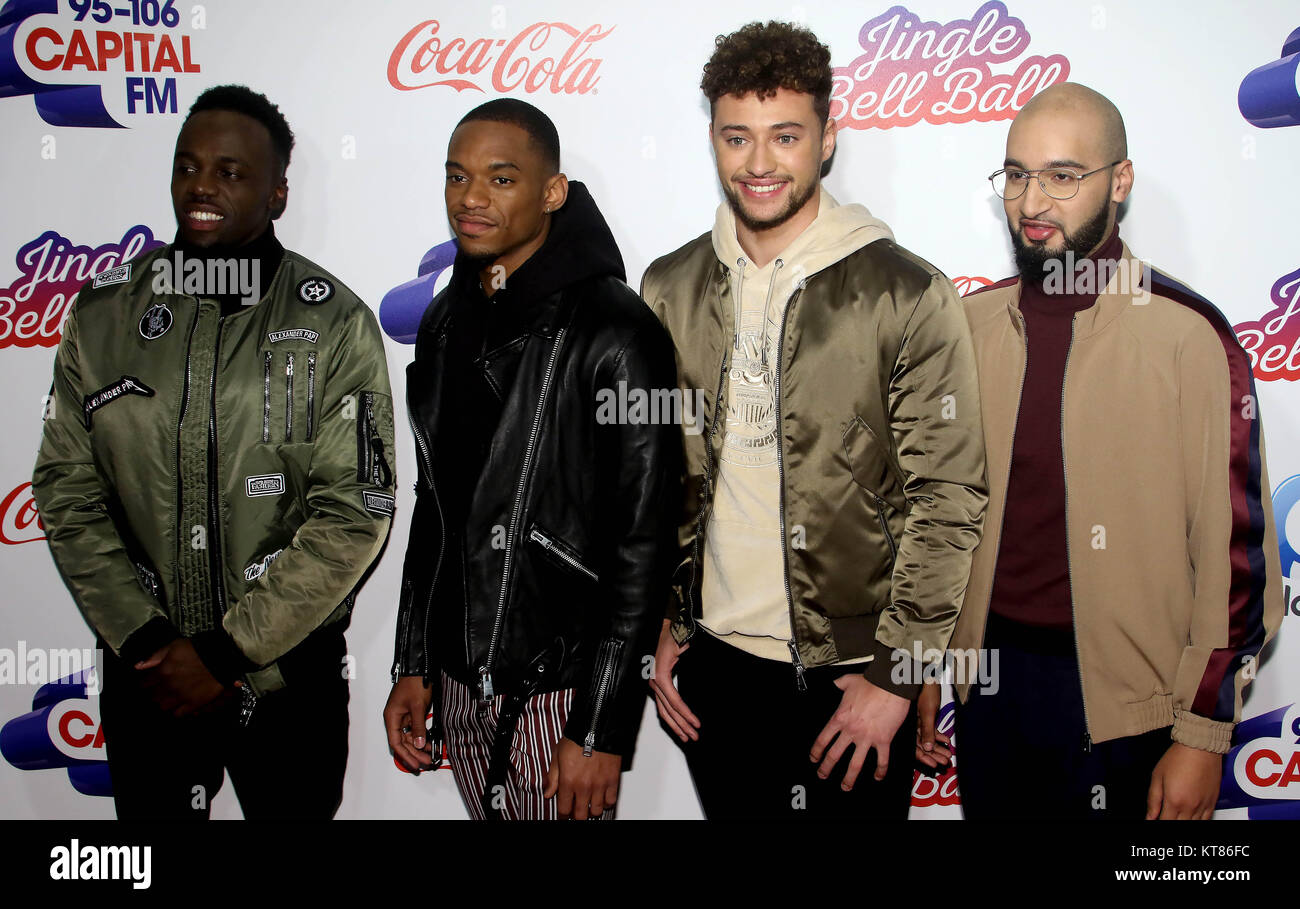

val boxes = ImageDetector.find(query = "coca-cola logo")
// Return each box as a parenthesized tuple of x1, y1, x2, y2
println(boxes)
(1, 482, 44, 545)
(0, 225, 163, 349)
(831, 1, 1069, 130)
(1234, 266, 1300, 381)
(953, 275, 994, 296)
(388, 20, 612, 95)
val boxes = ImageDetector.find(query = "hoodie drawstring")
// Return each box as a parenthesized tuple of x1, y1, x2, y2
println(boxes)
(759, 258, 783, 371)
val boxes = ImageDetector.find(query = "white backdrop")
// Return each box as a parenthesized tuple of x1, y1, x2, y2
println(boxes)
(1, 0, 1297, 819)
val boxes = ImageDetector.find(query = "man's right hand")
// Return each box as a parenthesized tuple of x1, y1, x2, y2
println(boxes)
(384, 676, 436, 772)
(649, 618, 700, 742)
(134, 638, 228, 718)
(914, 680, 952, 770)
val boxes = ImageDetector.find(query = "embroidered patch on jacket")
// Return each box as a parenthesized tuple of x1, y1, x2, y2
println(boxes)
(244, 548, 283, 581)
(138, 302, 173, 340)
(92, 264, 131, 288)
(245, 473, 285, 497)
(268, 328, 320, 344)
(362, 491, 395, 516)
(82, 375, 155, 429)
(297, 277, 334, 305)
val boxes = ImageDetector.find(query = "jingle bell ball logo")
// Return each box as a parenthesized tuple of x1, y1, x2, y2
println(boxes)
(911, 700, 960, 807)
(0, 224, 162, 349)
(1234, 267, 1300, 381)
(831, 1, 1069, 130)
(388, 18, 613, 96)
(379, 239, 458, 344)
(2, 0, 204, 128)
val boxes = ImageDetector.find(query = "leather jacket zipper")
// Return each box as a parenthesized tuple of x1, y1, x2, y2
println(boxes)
(583, 638, 623, 756)
(772, 280, 807, 691)
(305, 352, 316, 441)
(481, 327, 567, 702)
(529, 527, 599, 582)
(284, 352, 294, 442)
(262, 351, 271, 442)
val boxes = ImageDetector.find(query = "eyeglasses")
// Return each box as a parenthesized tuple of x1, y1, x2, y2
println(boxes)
(988, 160, 1123, 200)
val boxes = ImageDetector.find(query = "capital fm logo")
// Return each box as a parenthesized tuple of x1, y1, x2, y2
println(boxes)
(831, 1, 1069, 130)
(0, 224, 161, 349)
(388, 18, 612, 96)
(1234, 267, 1300, 382)
(1, 0, 203, 127)
(1218, 702, 1300, 818)
(379, 239, 457, 344)
(0, 669, 111, 797)
(1239, 26, 1300, 129)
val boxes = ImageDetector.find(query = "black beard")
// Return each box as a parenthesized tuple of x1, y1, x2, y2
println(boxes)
(1010, 197, 1111, 286)
(725, 178, 819, 233)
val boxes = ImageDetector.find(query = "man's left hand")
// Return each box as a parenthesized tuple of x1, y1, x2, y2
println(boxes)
(543, 737, 620, 819)
(1146, 742, 1222, 820)
(810, 674, 910, 790)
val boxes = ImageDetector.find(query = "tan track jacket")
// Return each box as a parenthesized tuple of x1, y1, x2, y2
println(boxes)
(953, 242, 1283, 752)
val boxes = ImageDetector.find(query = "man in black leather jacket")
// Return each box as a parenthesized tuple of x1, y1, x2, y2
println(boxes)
(383, 99, 679, 820)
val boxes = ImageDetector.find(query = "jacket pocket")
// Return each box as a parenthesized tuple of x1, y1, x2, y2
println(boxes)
(843, 416, 899, 563)
(356, 390, 395, 488)
(527, 523, 599, 583)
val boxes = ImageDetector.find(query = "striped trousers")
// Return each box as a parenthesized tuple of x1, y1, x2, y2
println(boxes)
(441, 672, 615, 820)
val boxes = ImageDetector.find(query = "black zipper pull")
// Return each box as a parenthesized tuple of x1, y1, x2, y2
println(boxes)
(788, 641, 808, 692)
(1082, 731, 1092, 753)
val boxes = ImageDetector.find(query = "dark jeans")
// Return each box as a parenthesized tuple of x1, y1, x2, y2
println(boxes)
(672, 629, 917, 820)
(954, 613, 1171, 819)
(98, 629, 350, 820)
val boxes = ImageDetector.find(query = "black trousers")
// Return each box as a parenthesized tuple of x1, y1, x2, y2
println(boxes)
(97, 630, 350, 820)
(954, 613, 1172, 819)
(673, 629, 918, 820)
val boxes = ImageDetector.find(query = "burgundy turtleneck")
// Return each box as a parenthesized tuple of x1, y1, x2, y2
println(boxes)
(989, 227, 1122, 630)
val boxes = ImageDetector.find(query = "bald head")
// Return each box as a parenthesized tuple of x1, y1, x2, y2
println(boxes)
(1012, 82, 1127, 163)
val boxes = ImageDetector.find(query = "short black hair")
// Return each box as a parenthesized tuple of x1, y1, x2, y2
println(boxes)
(186, 84, 295, 173)
(455, 98, 560, 174)
(702, 21, 833, 125)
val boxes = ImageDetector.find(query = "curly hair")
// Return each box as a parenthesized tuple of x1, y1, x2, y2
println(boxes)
(700, 21, 833, 124)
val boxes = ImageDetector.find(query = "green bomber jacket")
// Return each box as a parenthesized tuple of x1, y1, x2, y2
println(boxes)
(32, 244, 395, 695)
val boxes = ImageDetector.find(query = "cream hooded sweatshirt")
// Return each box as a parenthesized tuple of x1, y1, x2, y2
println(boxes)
(701, 186, 894, 661)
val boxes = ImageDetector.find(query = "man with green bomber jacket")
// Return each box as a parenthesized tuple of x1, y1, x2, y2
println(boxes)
(32, 85, 395, 819)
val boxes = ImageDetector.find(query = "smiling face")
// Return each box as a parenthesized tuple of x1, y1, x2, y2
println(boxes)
(444, 119, 566, 278)
(1003, 101, 1132, 280)
(711, 88, 835, 237)
(171, 109, 286, 250)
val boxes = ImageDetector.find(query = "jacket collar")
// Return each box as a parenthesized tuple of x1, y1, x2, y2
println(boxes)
(1004, 239, 1146, 340)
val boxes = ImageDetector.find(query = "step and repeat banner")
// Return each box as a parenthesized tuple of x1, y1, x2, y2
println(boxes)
(0, 0, 1297, 819)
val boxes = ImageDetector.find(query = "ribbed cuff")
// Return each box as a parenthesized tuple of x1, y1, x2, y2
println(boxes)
(1172, 710, 1234, 755)
(863, 639, 921, 702)
(118, 617, 180, 666)
(190, 629, 259, 686)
